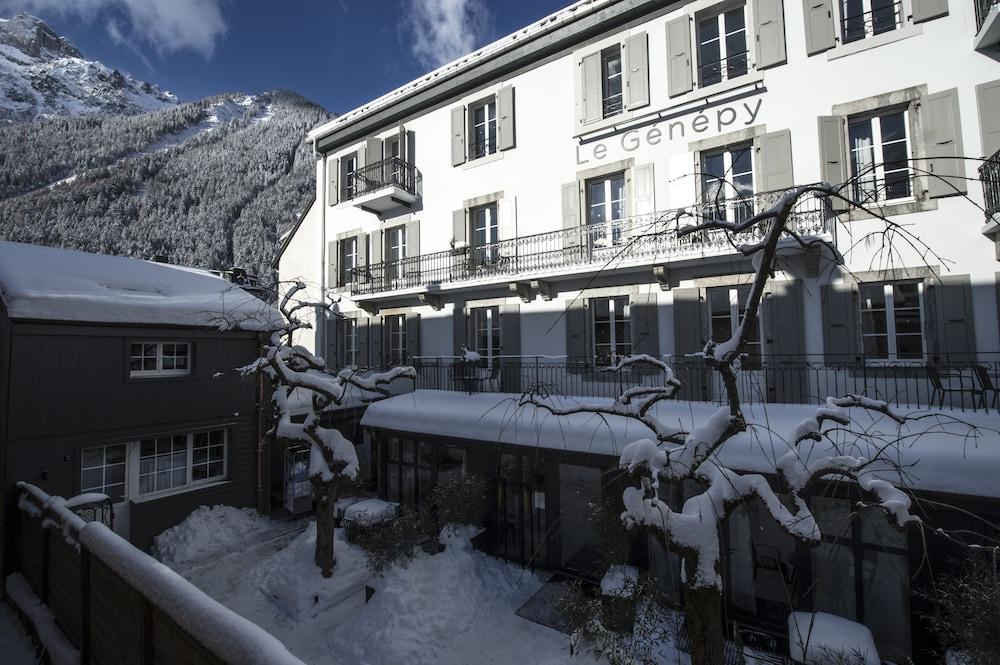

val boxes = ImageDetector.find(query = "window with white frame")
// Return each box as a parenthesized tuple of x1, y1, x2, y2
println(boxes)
(386, 226, 407, 280)
(848, 110, 912, 204)
(701, 143, 754, 223)
(339, 318, 358, 367)
(129, 342, 190, 377)
(708, 285, 761, 367)
(860, 282, 924, 360)
(470, 98, 497, 159)
(472, 306, 501, 365)
(840, 0, 901, 44)
(697, 4, 749, 88)
(138, 430, 228, 495)
(385, 136, 403, 184)
(340, 152, 359, 200)
(592, 296, 631, 365)
(339, 236, 358, 286)
(600, 46, 624, 118)
(586, 172, 626, 247)
(80, 444, 126, 503)
(387, 314, 407, 365)
(471, 203, 499, 266)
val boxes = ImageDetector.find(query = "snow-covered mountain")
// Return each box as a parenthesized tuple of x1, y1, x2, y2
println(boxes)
(0, 14, 177, 124)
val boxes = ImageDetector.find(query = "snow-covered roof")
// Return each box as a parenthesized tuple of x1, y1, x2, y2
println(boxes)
(0, 241, 283, 330)
(307, 0, 618, 144)
(362, 390, 1000, 500)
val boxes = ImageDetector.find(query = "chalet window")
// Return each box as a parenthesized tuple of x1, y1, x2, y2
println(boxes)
(471, 203, 499, 266)
(701, 142, 754, 223)
(138, 430, 228, 496)
(860, 281, 924, 360)
(592, 296, 631, 365)
(470, 98, 497, 159)
(339, 236, 358, 286)
(848, 110, 912, 204)
(386, 314, 407, 365)
(708, 285, 761, 367)
(586, 172, 626, 247)
(80, 444, 126, 503)
(129, 342, 190, 377)
(472, 305, 501, 364)
(339, 318, 358, 367)
(600, 46, 624, 118)
(840, 0, 901, 44)
(697, 4, 749, 87)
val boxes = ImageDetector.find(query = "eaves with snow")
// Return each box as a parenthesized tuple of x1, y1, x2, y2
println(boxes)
(0, 241, 284, 331)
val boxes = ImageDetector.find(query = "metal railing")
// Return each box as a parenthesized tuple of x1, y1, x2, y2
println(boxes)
(341, 156, 420, 201)
(470, 136, 497, 160)
(410, 355, 1000, 413)
(981, 150, 1000, 219)
(977, 0, 999, 31)
(603, 94, 624, 118)
(698, 50, 749, 87)
(348, 188, 834, 295)
(841, 1, 903, 44)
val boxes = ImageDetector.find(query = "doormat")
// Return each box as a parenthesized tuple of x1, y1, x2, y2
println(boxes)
(514, 579, 576, 634)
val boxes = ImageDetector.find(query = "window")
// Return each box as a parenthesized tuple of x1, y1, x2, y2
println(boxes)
(701, 143, 754, 223)
(338, 318, 358, 367)
(600, 46, 624, 118)
(860, 282, 924, 360)
(840, 0, 901, 44)
(382, 438, 464, 506)
(386, 314, 407, 365)
(592, 296, 631, 365)
(586, 172, 626, 247)
(80, 444, 126, 503)
(471, 203, 499, 266)
(340, 152, 358, 200)
(848, 110, 912, 204)
(138, 430, 227, 496)
(130, 342, 190, 377)
(339, 236, 358, 286)
(697, 5, 748, 87)
(470, 98, 497, 159)
(708, 285, 761, 367)
(386, 226, 407, 280)
(384, 136, 403, 185)
(472, 306, 501, 364)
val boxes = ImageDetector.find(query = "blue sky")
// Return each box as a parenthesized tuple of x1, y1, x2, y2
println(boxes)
(0, 0, 571, 114)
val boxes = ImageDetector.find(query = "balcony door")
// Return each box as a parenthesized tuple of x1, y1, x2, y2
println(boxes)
(586, 172, 626, 250)
(708, 285, 765, 403)
(471, 203, 500, 270)
(701, 143, 754, 224)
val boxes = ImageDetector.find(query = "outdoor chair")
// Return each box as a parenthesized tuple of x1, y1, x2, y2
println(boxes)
(927, 365, 979, 408)
(973, 365, 1000, 411)
(452, 363, 501, 394)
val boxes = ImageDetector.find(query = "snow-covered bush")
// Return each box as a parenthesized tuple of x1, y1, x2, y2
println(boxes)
(424, 475, 489, 532)
(352, 509, 426, 572)
(921, 554, 1000, 664)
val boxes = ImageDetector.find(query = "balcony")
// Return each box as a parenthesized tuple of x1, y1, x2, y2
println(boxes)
(982, 150, 1000, 221)
(976, 0, 1000, 48)
(343, 156, 421, 215)
(347, 188, 834, 297)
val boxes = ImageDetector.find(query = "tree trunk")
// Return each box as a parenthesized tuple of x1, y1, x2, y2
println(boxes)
(684, 585, 724, 665)
(312, 476, 338, 577)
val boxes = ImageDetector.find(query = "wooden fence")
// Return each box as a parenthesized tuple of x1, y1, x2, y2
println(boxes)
(9, 482, 305, 665)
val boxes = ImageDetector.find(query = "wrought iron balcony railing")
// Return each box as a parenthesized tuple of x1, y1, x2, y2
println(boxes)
(341, 156, 420, 201)
(977, 0, 999, 31)
(840, 0, 903, 44)
(347, 188, 834, 296)
(981, 150, 1000, 220)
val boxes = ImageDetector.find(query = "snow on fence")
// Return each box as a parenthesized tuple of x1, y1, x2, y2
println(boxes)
(9, 482, 306, 665)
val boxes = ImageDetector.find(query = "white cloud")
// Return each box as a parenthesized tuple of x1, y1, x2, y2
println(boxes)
(403, 0, 492, 70)
(0, 0, 228, 58)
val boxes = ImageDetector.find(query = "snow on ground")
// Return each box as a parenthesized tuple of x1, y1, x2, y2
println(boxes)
(153, 505, 295, 568)
(159, 507, 608, 665)
(0, 603, 36, 665)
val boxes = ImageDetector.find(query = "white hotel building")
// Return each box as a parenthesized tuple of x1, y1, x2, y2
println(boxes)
(278, 0, 1000, 660)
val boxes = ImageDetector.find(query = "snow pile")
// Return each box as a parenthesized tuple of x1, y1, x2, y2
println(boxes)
(154, 506, 278, 567)
(0, 241, 283, 330)
(788, 612, 880, 665)
(5, 573, 78, 665)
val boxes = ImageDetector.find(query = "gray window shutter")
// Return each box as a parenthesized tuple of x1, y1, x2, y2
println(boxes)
(579, 53, 602, 126)
(327, 158, 339, 206)
(817, 116, 848, 210)
(666, 17, 693, 98)
(453, 301, 467, 353)
(923, 88, 966, 198)
(453, 209, 467, 246)
(369, 228, 383, 268)
(672, 288, 707, 400)
(912, 0, 948, 23)
(497, 85, 516, 151)
(405, 313, 421, 362)
(370, 315, 384, 367)
(928, 275, 975, 362)
(562, 182, 582, 253)
(327, 240, 339, 289)
(758, 129, 794, 192)
(631, 290, 660, 358)
(753, 0, 787, 69)
(397, 125, 407, 162)
(500, 303, 521, 392)
(626, 32, 650, 110)
(565, 298, 589, 362)
(977, 79, 1000, 157)
(357, 317, 370, 367)
(499, 196, 517, 244)
(821, 283, 860, 364)
(762, 281, 804, 403)
(405, 219, 420, 259)
(365, 137, 382, 167)
(802, 0, 835, 55)
(634, 164, 655, 215)
(451, 106, 466, 166)
(356, 233, 368, 271)
(326, 316, 338, 367)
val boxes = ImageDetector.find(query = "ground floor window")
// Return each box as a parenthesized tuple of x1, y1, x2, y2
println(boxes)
(80, 444, 127, 503)
(708, 284, 761, 368)
(386, 314, 407, 365)
(592, 295, 631, 365)
(381, 436, 466, 506)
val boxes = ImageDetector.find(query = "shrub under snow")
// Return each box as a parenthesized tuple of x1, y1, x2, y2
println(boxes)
(154, 505, 278, 567)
